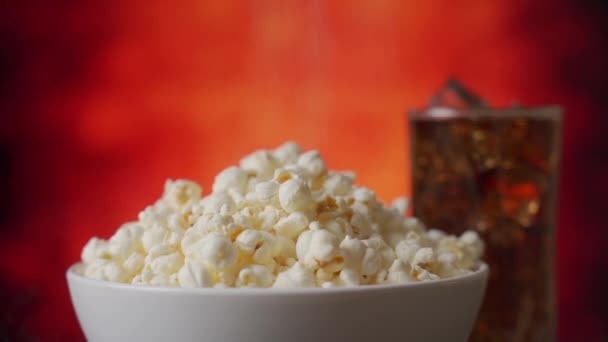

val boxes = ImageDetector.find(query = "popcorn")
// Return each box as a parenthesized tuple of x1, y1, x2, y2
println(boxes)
(178, 261, 214, 288)
(84, 260, 119, 281)
(391, 197, 409, 214)
(236, 265, 274, 288)
(278, 178, 314, 213)
(411, 248, 440, 281)
(240, 150, 280, 179)
(296, 230, 341, 269)
(107, 223, 144, 260)
(163, 179, 202, 209)
(297, 150, 326, 178)
(235, 229, 276, 265)
(255, 181, 279, 205)
(273, 167, 302, 184)
(352, 187, 376, 205)
(80, 143, 483, 288)
(360, 246, 381, 279)
(386, 260, 412, 284)
(273, 141, 301, 165)
(322, 217, 352, 242)
(395, 238, 421, 264)
(338, 268, 360, 287)
(350, 212, 373, 239)
(81, 237, 109, 264)
(202, 192, 237, 216)
(323, 172, 354, 196)
(212, 166, 249, 194)
(272, 236, 296, 267)
(142, 225, 167, 252)
(257, 206, 281, 231)
(274, 212, 309, 240)
(123, 252, 145, 275)
(193, 213, 234, 235)
(273, 262, 316, 288)
(197, 233, 237, 270)
(459, 230, 484, 261)
(145, 244, 183, 275)
(340, 236, 367, 270)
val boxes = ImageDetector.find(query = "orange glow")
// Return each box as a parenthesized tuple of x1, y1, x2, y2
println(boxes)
(1, 0, 605, 340)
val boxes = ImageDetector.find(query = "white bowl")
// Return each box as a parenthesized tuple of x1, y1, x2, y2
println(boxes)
(67, 263, 488, 342)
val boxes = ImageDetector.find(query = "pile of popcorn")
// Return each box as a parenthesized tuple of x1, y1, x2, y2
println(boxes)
(81, 142, 483, 288)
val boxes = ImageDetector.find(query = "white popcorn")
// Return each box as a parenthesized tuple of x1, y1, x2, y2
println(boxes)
(181, 229, 205, 256)
(403, 217, 426, 234)
(257, 206, 281, 231)
(84, 260, 128, 283)
(323, 172, 354, 196)
(236, 265, 274, 288)
(202, 192, 237, 216)
(412, 247, 434, 268)
(194, 213, 234, 235)
(197, 233, 237, 270)
(414, 268, 440, 281)
(107, 223, 144, 260)
(255, 181, 280, 205)
(81, 237, 109, 264)
(235, 229, 276, 265)
(364, 234, 396, 270)
(352, 187, 376, 205)
(212, 166, 248, 194)
(274, 212, 309, 239)
(338, 268, 360, 287)
(321, 281, 336, 288)
(308, 221, 322, 231)
(360, 246, 381, 278)
(145, 244, 183, 275)
(149, 273, 179, 287)
(103, 262, 128, 282)
(315, 267, 336, 285)
(273, 262, 316, 288)
(83, 260, 110, 281)
(80, 143, 483, 288)
(391, 197, 409, 214)
(142, 225, 167, 253)
(240, 150, 280, 179)
(167, 214, 187, 231)
(410, 247, 440, 281)
(123, 252, 145, 275)
(163, 179, 202, 209)
(272, 236, 296, 266)
(386, 260, 412, 284)
(272, 142, 302, 165)
(297, 150, 326, 178)
(426, 229, 446, 242)
(350, 212, 373, 239)
(138, 202, 172, 228)
(296, 230, 341, 269)
(340, 237, 366, 269)
(459, 230, 484, 261)
(178, 261, 214, 288)
(278, 178, 314, 213)
(323, 218, 352, 242)
(395, 238, 421, 264)
(273, 167, 303, 184)
(232, 207, 258, 228)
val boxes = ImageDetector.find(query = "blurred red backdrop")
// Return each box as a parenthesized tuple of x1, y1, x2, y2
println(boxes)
(1, 0, 607, 340)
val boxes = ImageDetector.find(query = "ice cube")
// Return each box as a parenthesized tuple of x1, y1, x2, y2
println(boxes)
(429, 79, 486, 109)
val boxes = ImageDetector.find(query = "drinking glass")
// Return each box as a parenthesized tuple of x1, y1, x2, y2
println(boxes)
(409, 99, 561, 341)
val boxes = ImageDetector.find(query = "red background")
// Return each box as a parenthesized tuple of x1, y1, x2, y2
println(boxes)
(1, 0, 607, 340)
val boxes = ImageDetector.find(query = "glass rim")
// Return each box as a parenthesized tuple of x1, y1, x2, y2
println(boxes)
(408, 105, 562, 121)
